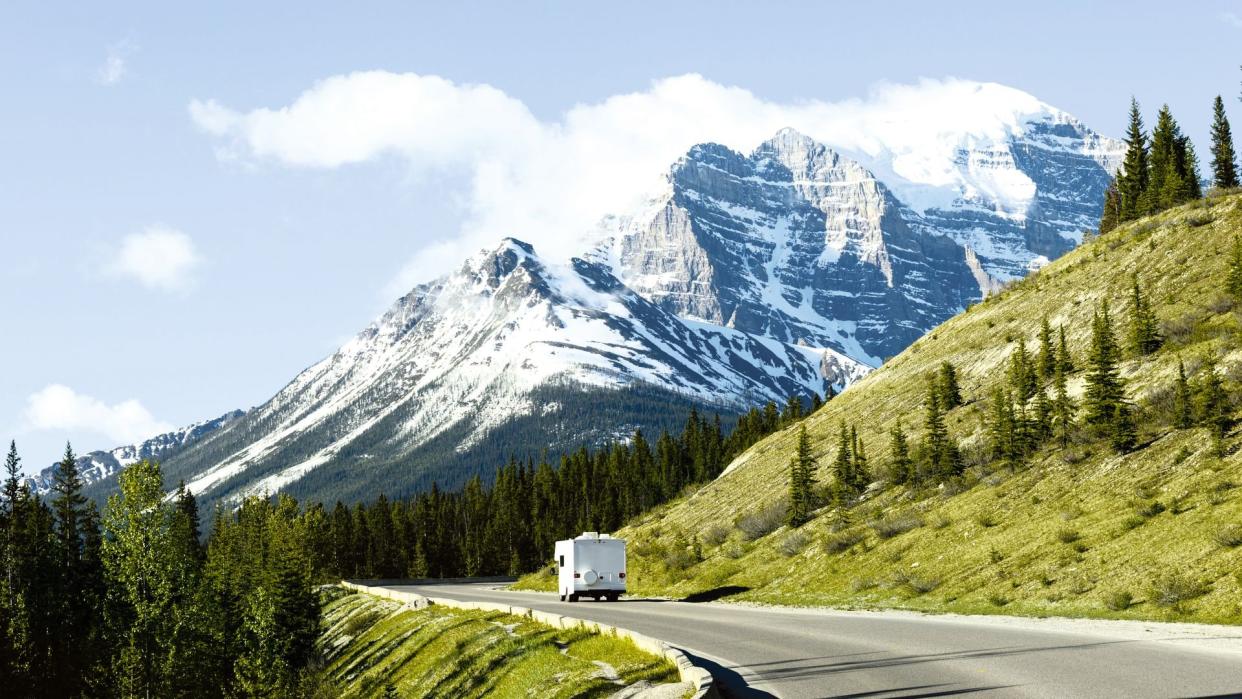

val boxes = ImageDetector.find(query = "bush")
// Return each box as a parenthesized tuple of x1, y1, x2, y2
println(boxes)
(701, 524, 730, 548)
(906, 575, 941, 595)
(975, 511, 999, 528)
(1134, 500, 1166, 518)
(777, 530, 810, 557)
(929, 513, 951, 529)
(1121, 514, 1146, 531)
(822, 530, 865, 554)
(662, 546, 696, 572)
(736, 498, 788, 541)
(1213, 524, 1242, 548)
(988, 594, 1009, 607)
(722, 543, 745, 560)
(1104, 590, 1134, 611)
(850, 577, 878, 592)
(1150, 574, 1208, 610)
(1207, 294, 1235, 314)
(1056, 528, 1081, 544)
(1059, 506, 1084, 522)
(869, 514, 924, 539)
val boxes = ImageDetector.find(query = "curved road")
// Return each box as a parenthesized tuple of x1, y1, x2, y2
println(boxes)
(380, 582, 1242, 698)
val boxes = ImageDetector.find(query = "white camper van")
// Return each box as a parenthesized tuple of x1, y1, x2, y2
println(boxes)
(555, 532, 626, 602)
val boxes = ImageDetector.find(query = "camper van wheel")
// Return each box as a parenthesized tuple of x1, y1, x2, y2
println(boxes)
(559, 593, 565, 602)
(607, 593, 619, 602)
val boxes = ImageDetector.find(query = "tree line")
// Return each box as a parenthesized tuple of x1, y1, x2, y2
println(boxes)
(2, 446, 322, 698)
(315, 393, 832, 581)
(1100, 82, 1240, 233)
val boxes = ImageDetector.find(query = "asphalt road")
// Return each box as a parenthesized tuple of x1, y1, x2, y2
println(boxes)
(380, 582, 1242, 699)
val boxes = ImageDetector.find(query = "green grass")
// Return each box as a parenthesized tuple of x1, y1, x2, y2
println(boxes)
(519, 192, 1242, 625)
(313, 588, 680, 698)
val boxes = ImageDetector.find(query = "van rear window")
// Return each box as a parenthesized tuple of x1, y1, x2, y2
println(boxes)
(559, 555, 564, 567)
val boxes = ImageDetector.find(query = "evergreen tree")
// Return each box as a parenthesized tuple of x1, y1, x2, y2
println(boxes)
(1228, 236, 1242, 302)
(1197, 355, 1231, 456)
(1128, 275, 1162, 356)
(830, 423, 854, 503)
(1210, 95, 1240, 189)
(1116, 98, 1150, 221)
(785, 425, 816, 526)
(921, 385, 960, 480)
(1098, 180, 1121, 234)
(1174, 359, 1194, 429)
(1084, 302, 1126, 434)
(1052, 360, 1076, 448)
(936, 362, 963, 409)
(888, 423, 913, 485)
(850, 427, 869, 490)
(1110, 403, 1138, 453)
(1008, 339, 1037, 402)
(50, 442, 103, 696)
(1057, 325, 1075, 374)
(1037, 317, 1056, 382)
(1144, 105, 1180, 214)
(987, 388, 1018, 467)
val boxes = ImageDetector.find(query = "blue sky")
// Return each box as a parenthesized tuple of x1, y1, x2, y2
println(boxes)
(3, 0, 1241, 472)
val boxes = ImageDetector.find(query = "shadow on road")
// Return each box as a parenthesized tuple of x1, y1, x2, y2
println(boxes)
(825, 684, 1019, 698)
(682, 585, 752, 603)
(677, 649, 775, 699)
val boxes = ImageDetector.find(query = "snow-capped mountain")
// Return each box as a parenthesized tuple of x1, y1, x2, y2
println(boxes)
(82, 85, 1121, 505)
(24, 410, 243, 497)
(153, 240, 868, 503)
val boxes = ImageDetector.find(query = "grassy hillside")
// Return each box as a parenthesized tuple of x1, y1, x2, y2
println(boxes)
(525, 192, 1242, 625)
(311, 588, 681, 698)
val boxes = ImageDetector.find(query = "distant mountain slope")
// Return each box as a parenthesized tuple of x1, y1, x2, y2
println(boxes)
(25, 409, 243, 496)
(611, 193, 1242, 624)
(153, 239, 867, 504)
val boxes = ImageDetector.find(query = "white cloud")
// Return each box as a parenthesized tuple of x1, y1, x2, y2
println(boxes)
(96, 40, 136, 86)
(25, 384, 172, 446)
(106, 225, 202, 291)
(190, 72, 1063, 291)
(1223, 11, 1242, 29)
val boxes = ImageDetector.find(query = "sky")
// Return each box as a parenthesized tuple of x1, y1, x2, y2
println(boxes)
(2, 1, 1241, 474)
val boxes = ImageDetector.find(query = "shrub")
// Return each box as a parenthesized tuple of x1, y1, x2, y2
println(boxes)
(850, 577, 878, 592)
(777, 530, 810, 557)
(907, 575, 941, 595)
(1121, 515, 1146, 531)
(1134, 500, 1166, 518)
(1213, 524, 1242, 548)
(722, 543, 745, 560)
(662, 546, 696, 572)
(1056, 528, 1081, 544)
(1104, 590, 1133, 611)
(929, 513, 951, 529)
(1059, 506, 1084, 522)
(822, 530, 865, 554)
(1207, 294, 1235, 314)
(701, 524, 730, 548)
(988, 594, 1009, 607)
(975, 512, 999, 528)
(869, 514, 924, 539)
(736, 498, 788, 541)
(1150, 574, 1208, 609)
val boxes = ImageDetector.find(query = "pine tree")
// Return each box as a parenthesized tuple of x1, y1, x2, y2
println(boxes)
(921, 385, 960, 479)
(1057, 324, 1075, 374)
(786, 425, 816, 526)
(1144, 105, 1180, 214)
(1037, 317, 1056, 382)
(1174, 359, 1194, 429)
(888, 423, 913, 485)
(987, 387, 1017, 466)
(937, 362, 963, 409)
(1210, 95, 1240, 189)
(1111, 403, 1138, 453)
(1008, 339, 1037, 402)
(1084, 302, 1126, 434)
(1197, 355, 1231, 455)
(851, 428, 869, 490)
(831, 423, 854, 503)
(1129, 275, 1162, 355)
(50, 442, 103, 696)
(1052, 360, 1076, 448)
(1116, 98, 1149, 221)
(1228, 236, 1242, 302)
(1098, 180, 1121, 234)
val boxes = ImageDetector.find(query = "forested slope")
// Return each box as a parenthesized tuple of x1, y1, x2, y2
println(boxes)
(612, 192, 1242, 624)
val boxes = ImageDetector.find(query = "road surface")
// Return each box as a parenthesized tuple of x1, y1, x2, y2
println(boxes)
(379, 582, 1242, 698)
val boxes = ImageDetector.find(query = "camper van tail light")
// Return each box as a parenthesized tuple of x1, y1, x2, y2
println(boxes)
(618, 573, 625, 579)
(573, 572, 581, 578)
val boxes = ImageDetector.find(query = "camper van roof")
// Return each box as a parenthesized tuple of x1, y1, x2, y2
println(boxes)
(576, 532, 613, 540)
